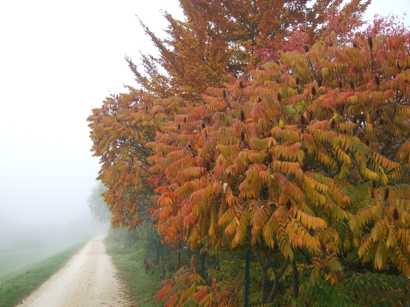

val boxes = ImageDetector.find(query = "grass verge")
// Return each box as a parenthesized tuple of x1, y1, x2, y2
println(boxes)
(105, 239, 161, 307)
(0, 243, 82, 307)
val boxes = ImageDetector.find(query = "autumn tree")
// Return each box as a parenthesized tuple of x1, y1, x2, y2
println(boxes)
(88, 1, 410, 305)
(88, 91, 158, 227)
(149, 17, 410, 305)
(129, 0, 370, 98)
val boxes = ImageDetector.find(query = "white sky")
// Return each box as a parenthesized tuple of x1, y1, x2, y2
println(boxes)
(0, 1, 409, 229)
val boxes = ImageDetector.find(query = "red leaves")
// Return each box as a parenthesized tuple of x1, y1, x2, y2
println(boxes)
(155, 280, 174, 302)
(191, 286, 209, 303)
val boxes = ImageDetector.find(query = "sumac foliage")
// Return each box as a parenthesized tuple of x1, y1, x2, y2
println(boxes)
(88, 1, 410, 306)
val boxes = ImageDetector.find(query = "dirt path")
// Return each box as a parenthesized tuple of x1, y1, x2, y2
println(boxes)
(17, 238, 132, 307)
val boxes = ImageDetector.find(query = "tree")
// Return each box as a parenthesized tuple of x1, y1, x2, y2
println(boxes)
(88, 91, 157, 228)
(88, 1, 410, 305)
(88, 182, 111, 224)
(130, 0, 370, 98)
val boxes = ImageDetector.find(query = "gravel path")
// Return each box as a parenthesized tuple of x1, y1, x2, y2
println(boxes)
(17, 238, 132, 307)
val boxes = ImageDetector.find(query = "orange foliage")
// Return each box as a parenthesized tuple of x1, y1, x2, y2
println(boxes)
(88, 2, 410, 305)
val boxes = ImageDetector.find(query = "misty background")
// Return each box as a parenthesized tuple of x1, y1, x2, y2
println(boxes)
(0, 0, 408, 275)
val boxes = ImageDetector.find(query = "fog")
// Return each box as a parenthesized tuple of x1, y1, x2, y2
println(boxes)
(0, 0, 182, 274)
(0, 0, 408, 273)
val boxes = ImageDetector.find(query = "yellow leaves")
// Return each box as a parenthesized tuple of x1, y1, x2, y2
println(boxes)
(347, 95, 359, 105)
(357, 237, 373, 259)
(321, 67, 330, 79)
(164, 153, 196, 180)
(218, 207, 254, 249)
(397, 229, 410, 253)
(333, 145, 352, 166)
(203, 95, 226, 112)
(175, 179, 203, 200)
(396, 105, 410, 116)
(239, 166, 267, 199)
(273, 173, 305, 204)
(280, 51, 310, 79)
(216, 144, 239, 160)
(277, 227, 294, 260)
(191, 182, 222, 205)
(286, 220, 321, 254)
(252, 205, 269, 227)
(310, 128, 334, 144)
(251, 205, 270, 245)
(224, 220, 237, 237)
(208, 208, 217, 238)
(337, 163, 351, 179)
(397, 141, 410, 166)
(377, 166, 389, 185)
(304, 175, 328, 194)
(188, 227, 200, 249)
(305, 187, 327, 208)
(351, 184, 410, 275)
(359, 166, 380, 182)
(315, 150, 337, 170)
(231, 212, 250, 249)
(350, 205, 381, 233)
(369, 220, 388, 244)
(249, 137, 275, 151)
(271, 143, 304, 162)
(393, 247, 410, 278)
(177, 167, 206, 183)
(218, 209, 234, 227)
(337, 121, 357, 134)
(224, 187, 238, 208)
(293, 209, 327, 231)
(311, 255, 343, 285)
(271, 126, 300, 143)
(314, 174, 351, 207)
(238, 149, 267, 164)
(271, 161, 303, 180)
(358, 162, 389, 185)
(386, 228, 397, 249)
(262, 219, 276, 249)
(371, 152, 400, 170)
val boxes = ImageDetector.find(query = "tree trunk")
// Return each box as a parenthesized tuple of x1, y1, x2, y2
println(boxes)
(199, 252, 207, 279)
(292, 261, 299, 298)
(177, 248, 181, 268)
(261, 271, 274, 303)
(255, 250, 273, 303)
(244, 248, 251, 307)
(267, 262, 287, 303)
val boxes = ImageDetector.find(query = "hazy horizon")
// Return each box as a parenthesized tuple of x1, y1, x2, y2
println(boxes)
(0, 1, 183, 236)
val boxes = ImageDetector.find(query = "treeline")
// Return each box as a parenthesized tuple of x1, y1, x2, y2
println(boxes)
(89, 1, 410, 306)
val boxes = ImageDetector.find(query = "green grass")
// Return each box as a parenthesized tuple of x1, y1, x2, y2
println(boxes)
(0, 244, 82, 307)
(105, 239, 162, 307)
(0, 246, 69, 280)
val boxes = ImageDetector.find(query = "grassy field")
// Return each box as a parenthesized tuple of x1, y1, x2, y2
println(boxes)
(0, 244, 82, 307)
(105, 238, 161, 307)
(0, 246, 70, 281)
